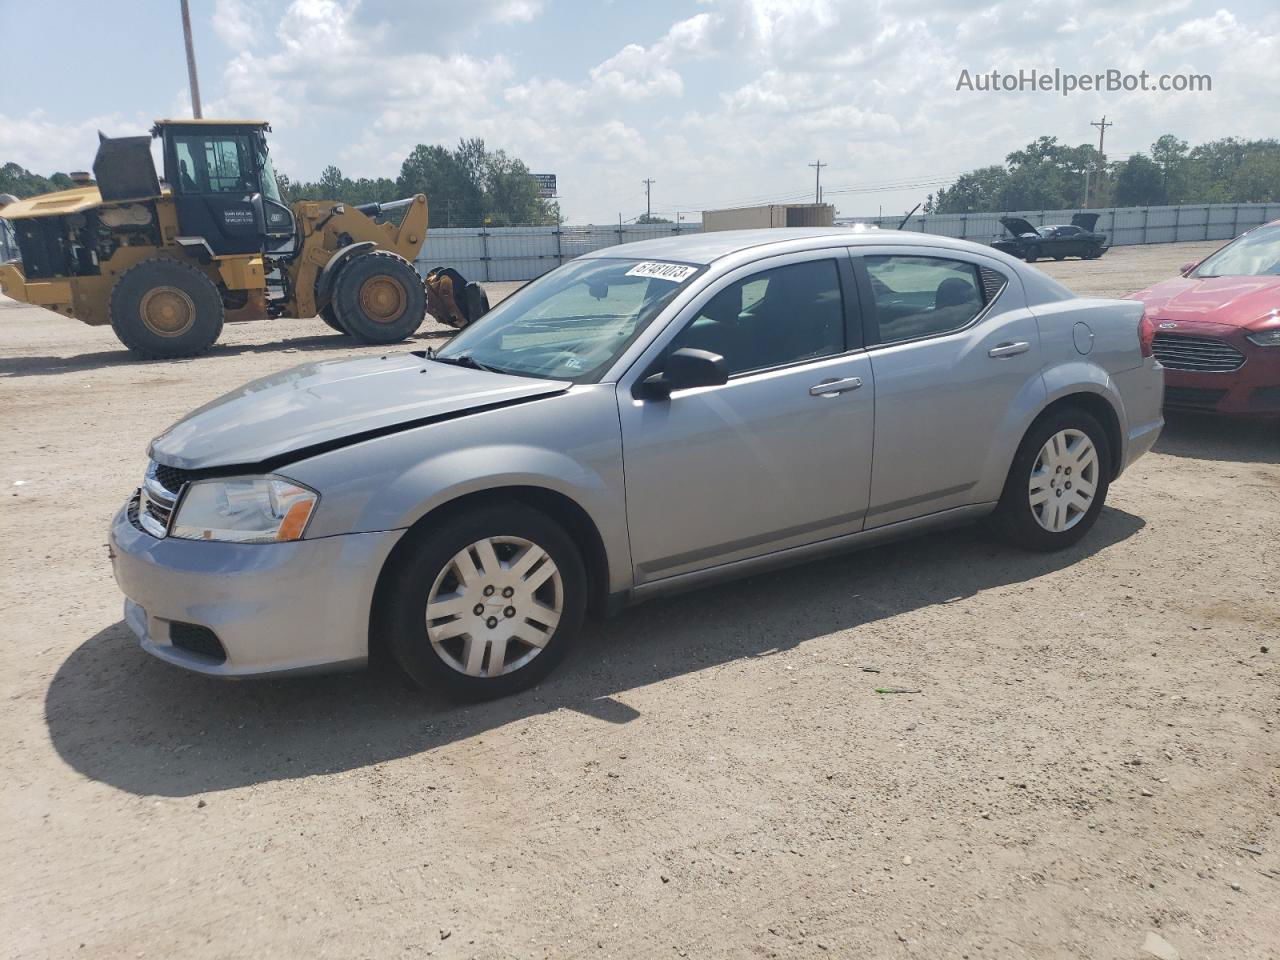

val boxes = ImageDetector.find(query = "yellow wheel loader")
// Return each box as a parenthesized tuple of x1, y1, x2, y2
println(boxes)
(0, 120, 487, 358)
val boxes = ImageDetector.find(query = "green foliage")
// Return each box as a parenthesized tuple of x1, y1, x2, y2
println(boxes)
(927, 134, 1280, 213)
(636, 214, 672, 224)
(0, 162, 74, 198)
(277, 139, 560, 227)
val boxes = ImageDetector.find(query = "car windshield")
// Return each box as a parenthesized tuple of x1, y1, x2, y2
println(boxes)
(433, 257, 703, 382)
(1193, 224, 1280, 277)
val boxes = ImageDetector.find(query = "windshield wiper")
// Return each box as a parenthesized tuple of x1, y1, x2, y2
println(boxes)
(432, 352, 507, 375)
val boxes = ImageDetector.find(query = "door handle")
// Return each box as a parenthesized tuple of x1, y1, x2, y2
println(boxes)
(988, 341, 1030, 358)
(809, 376, 863, 397)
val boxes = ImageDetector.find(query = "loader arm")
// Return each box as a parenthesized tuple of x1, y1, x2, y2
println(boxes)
(284, 194, 428, 318)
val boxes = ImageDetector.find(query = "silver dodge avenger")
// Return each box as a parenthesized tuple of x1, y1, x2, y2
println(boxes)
(110, 228, 1164, 698)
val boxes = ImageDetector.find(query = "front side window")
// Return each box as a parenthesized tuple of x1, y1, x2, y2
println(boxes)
(435, 257, 702, 382)
(172, 135, 258, 195)
(864, 255, 985, 344)
(1193, 223, 1280, 277)
(665, 259, 846, 376)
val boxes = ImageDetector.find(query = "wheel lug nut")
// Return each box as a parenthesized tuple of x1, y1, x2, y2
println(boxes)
(501, 587, 514, 598)
(473, 604, 484, 616)
(483, 585, 495, 597)
(1066, 482, 1072, 490)
(486, 616, 498, 629)
(503, 606, 515, 618)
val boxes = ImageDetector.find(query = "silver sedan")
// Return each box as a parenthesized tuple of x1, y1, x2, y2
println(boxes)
(109, 228, 1164, 698)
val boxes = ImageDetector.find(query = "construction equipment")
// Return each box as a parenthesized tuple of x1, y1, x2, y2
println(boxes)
(0, 120, 487, 358)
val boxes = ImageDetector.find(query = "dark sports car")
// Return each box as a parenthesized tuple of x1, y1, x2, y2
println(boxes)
(991, 213, 1108, 263)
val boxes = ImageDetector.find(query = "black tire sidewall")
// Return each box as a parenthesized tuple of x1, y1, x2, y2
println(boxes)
(991, 407, 1111, 552)
(332, 252, 426, 344)
(109, 259, 224, 359)
(384, 504, 587, 700)
(318, 302, 346, 333)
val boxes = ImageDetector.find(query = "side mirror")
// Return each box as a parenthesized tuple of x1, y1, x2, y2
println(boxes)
(1180, 261, 1199, 276)
(637, 347, 728, 400)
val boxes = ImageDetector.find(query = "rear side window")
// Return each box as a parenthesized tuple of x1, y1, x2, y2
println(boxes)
(667, 259, 846, 376)
(864, 255, 988, 345)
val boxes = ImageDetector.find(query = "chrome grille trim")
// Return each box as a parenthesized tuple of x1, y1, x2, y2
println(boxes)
(1152, 332, 1246, 373)
(139, 462, 183, 538)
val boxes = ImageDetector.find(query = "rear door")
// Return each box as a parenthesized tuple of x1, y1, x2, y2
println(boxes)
(617, 251, 875, 583)
(167, 130, 264, 255)
(853, 248, 1045, 527)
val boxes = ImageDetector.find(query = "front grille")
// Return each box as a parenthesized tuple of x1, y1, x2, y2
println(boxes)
(139, 461, 188, 538)
(168, 622, 227, 663)
(1152, 332, 1246, 373)
(1164, 386, 1227, 410)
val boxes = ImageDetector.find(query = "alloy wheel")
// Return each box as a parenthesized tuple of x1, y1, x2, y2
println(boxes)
(425, 535, 563, 678)
(1028, 428, 1099, 533)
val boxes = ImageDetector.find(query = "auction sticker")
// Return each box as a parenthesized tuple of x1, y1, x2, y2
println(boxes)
(625, 261, 698, 282)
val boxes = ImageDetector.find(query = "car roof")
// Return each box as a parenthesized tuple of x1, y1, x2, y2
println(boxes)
(580, 227, 1008, 266)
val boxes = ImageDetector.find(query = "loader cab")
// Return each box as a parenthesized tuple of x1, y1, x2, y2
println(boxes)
(153, 120, 295, 256)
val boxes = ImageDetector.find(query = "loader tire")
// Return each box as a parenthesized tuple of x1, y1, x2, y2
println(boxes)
(109, 259, 224, 359)
(319, 303, 345, 332)
(331, 251, 426, 344)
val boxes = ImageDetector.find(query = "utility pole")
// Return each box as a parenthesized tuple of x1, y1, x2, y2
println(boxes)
(642, 178, 656, 219)
(809, 159, 827, 204)
(179, 0, 203, 118)
(1089, 115, 1112, 206)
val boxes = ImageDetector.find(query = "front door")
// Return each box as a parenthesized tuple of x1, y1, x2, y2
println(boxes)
(853, 250, 1045, 527)
(618, 253, 875, 583)
(167, 130, 265, 255)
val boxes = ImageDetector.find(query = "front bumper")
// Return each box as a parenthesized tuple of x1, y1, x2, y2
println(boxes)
(109, 501, 404, 677)
(1157, 321, 1280, 417)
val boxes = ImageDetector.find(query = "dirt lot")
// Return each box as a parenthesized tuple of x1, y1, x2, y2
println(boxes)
(2, 241, 1277, 959)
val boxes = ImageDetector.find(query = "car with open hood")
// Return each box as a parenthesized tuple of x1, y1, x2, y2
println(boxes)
(991, 213, 1108, 263)
(1127, 219, 1280, 416)
(109, 227, 1163, 699)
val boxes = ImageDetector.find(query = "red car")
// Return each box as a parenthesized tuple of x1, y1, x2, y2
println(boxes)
(1128, 221, 1280, 416)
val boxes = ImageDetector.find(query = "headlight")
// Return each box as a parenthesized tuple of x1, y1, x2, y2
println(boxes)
(1246, 329, 1280, 347)
(170, 476, 318, 543)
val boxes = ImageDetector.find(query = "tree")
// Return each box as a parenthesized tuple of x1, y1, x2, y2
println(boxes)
(1112, 155, 1164, 206)
(1150, 134, 1190, 203)
(636, 214, 672, 224)
(928, 166, 1008, 213)
(0, 162, 73, 198)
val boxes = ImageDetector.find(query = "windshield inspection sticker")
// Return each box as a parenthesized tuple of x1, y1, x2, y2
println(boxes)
(625, 261, 698, 282)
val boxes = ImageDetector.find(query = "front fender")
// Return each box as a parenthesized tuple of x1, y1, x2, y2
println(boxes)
(315, 241, 376, 307)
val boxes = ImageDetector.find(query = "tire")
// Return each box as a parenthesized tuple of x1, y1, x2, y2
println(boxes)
(1053, 254, 1065, 261)
(987, 407, 1111, 552)
(331, 251, 426, 344)
(383, 504, 588, 700)
(109, 258, 224, 359)
(1023, 246, 1040, 263)
(319, 303, 346, 333)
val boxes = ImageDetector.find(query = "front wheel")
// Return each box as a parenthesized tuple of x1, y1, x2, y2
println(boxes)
(331, 251, 427, 344)
(1023, 246, 1040, 263)
(382, 504, 587, 700)
(987, 408, 1110, 551)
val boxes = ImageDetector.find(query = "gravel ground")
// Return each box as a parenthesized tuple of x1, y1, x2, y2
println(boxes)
(1, 240, 1277, 960)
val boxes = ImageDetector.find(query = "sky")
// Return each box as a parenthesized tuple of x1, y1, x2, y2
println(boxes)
(2, 0, 1277, 224)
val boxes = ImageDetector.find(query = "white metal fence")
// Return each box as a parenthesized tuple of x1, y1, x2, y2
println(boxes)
(851, 202, 1280, 249)
(415, 222, 702, 283)
(414, 203, 1280, 282)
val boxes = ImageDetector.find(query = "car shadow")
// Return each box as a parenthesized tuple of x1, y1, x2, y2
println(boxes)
(46, 508, 1145, 797)
(0, 329, 455, 379)
(1154, 412, 1279, 464)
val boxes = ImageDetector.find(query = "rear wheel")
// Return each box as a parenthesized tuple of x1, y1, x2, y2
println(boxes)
(109, 259, 224, 359)
(383, 504, 587, 700)
(987, 407, 1110, 551)
(319, 303, 345, 332)
(331, 251, 426, 344)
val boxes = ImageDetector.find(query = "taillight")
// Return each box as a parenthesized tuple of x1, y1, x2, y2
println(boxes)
(1139, 311, 1156, 358)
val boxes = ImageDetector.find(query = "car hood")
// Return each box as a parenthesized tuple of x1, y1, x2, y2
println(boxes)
(1126, 274, 1280, 329)
(149, 353, 570, 470)
(1000, 216, 1040, 238)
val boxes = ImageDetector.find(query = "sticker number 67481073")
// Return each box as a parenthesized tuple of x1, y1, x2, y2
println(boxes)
(624, 261, 698, 282)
